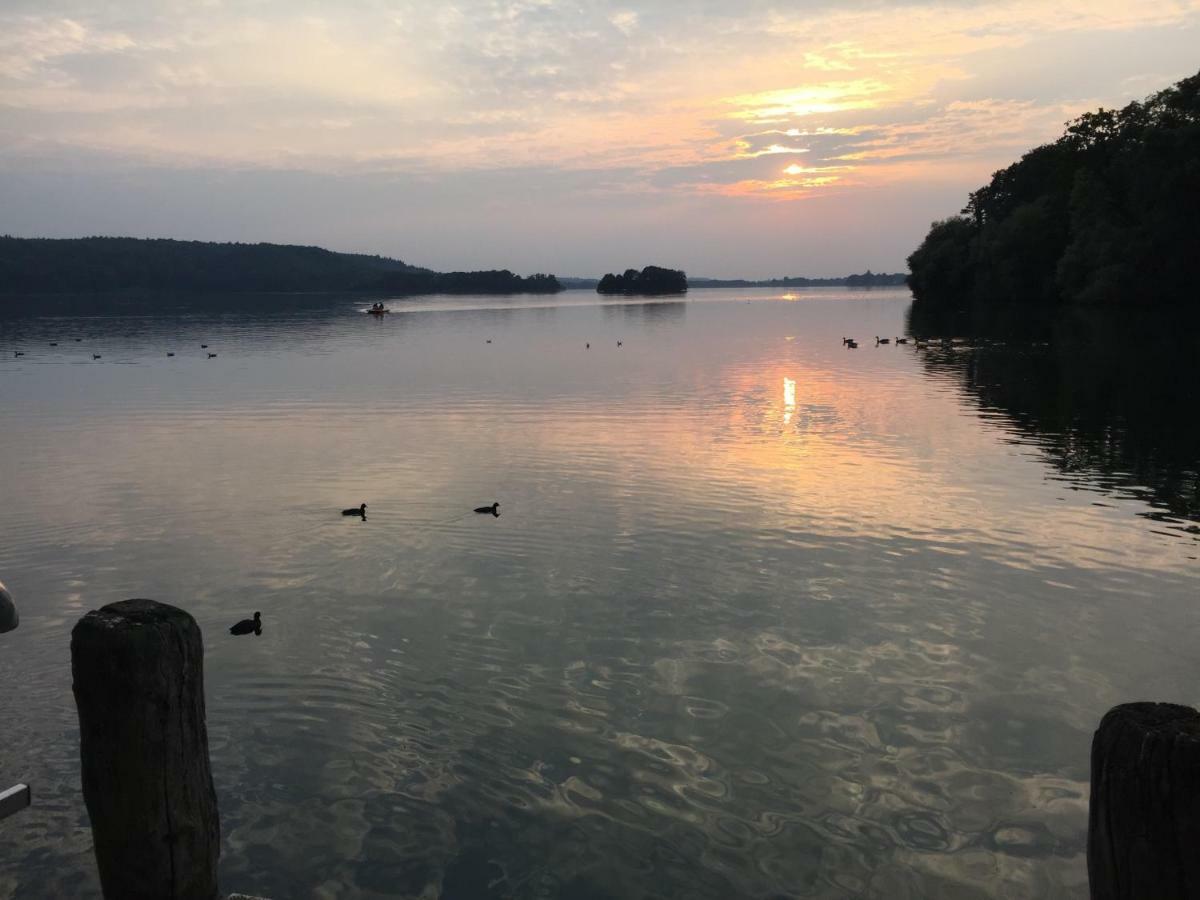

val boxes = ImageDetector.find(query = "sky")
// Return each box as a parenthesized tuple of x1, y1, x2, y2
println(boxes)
(0, 1, 1197, 278)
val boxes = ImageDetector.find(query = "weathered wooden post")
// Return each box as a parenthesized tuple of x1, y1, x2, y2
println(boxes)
(1088, 702, 1200, 900)
(71, 599, 220, 900)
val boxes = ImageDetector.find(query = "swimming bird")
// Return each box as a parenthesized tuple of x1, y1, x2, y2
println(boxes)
(342, 503, 367, 517)
(49, 342, 58, 347)
(13, 351, 24, 357)
(229, 611, 261, 636)
(92, 353, 101, 359)
(486, 339, 492, 343)
(847, 340, 858, 349)
(895, 337, 909, 344)
(586, 343, 590, 349)
(474, 502, 500, 516)
(75, 338, 82, 342)
(617, 341, 622, 347)
(207, 352, 217, 358)
(201, 344, 208, 349)
(842, 337, 853, 345)
(875, 336, 890, 345)
(167, 352, 175, 357)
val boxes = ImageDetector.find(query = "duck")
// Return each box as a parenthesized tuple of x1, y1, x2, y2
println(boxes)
(229, 612, 261, 636)
(342, 503, 367, 517)
(875, 336, 890, 345)
(207, 352, 217, 358)
(474, 502, 500, 516)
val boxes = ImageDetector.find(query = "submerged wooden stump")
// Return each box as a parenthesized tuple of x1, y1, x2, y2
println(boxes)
(71, 599, 220, 900)
(1088, 702, 1200, 900)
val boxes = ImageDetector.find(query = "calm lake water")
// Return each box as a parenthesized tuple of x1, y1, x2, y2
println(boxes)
(1, 288, 1197, 899)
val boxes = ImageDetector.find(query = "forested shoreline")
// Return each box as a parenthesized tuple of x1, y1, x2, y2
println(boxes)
(907, 69, 1199, 307)
(0, 236, 560, 296)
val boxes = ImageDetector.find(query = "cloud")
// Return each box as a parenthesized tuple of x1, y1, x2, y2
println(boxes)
(0, 0, 1198, 273)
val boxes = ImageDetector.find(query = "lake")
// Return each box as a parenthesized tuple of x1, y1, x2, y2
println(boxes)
(1, 287, 1197, 898)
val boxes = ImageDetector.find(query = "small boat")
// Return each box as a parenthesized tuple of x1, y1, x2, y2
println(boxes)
(367, 305, 390, 315)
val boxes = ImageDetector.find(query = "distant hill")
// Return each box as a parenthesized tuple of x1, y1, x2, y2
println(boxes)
(907, 68, 1200, 307)
(0, 236, 560, 295)
(558, 277, 601, 290)
(597, 266, 688, 295)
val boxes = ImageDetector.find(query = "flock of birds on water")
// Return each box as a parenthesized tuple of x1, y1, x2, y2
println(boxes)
(843, 335, 912, 349)
(227, 499, 501, 637)
(8, 338, 219, 360)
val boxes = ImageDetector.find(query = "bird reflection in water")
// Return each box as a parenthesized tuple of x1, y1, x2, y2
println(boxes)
(230, 612, 261, 636)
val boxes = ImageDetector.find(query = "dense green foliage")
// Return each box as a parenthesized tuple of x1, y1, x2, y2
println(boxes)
(374, 270, 561, 294)
(597, 266, 688, 295)
(0, 236, 561, 296)
(907, 69, 1200, 306)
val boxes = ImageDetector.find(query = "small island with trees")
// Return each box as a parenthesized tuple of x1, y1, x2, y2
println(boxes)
(596, 266, 688, 295)
(907, 68, 1198, 308)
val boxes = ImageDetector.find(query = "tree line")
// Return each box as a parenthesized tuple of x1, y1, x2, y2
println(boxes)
(691, 271, 906, 288)
(374, 270, 561, 295)
(907, 68, 1199, 307)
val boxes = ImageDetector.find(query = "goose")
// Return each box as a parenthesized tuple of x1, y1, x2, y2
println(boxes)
(342, 503, 367, 517)
(92, 354, 102, 360)
(842, 337, 853, 345)
(847, 340, 858, 349)
(895, 337, 909, 344)
(474, 502, 500, 516)
(229, 611, 261, 636)
(875, 336, 890, 345)
(207, 352, 217, 358)
(201, 344, 208, 349)
(586, 343, 590, 349)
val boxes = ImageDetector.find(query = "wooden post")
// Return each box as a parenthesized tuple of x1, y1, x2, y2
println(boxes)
(71, 599, 220, 900)
(1088, 702, 1200, 900)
